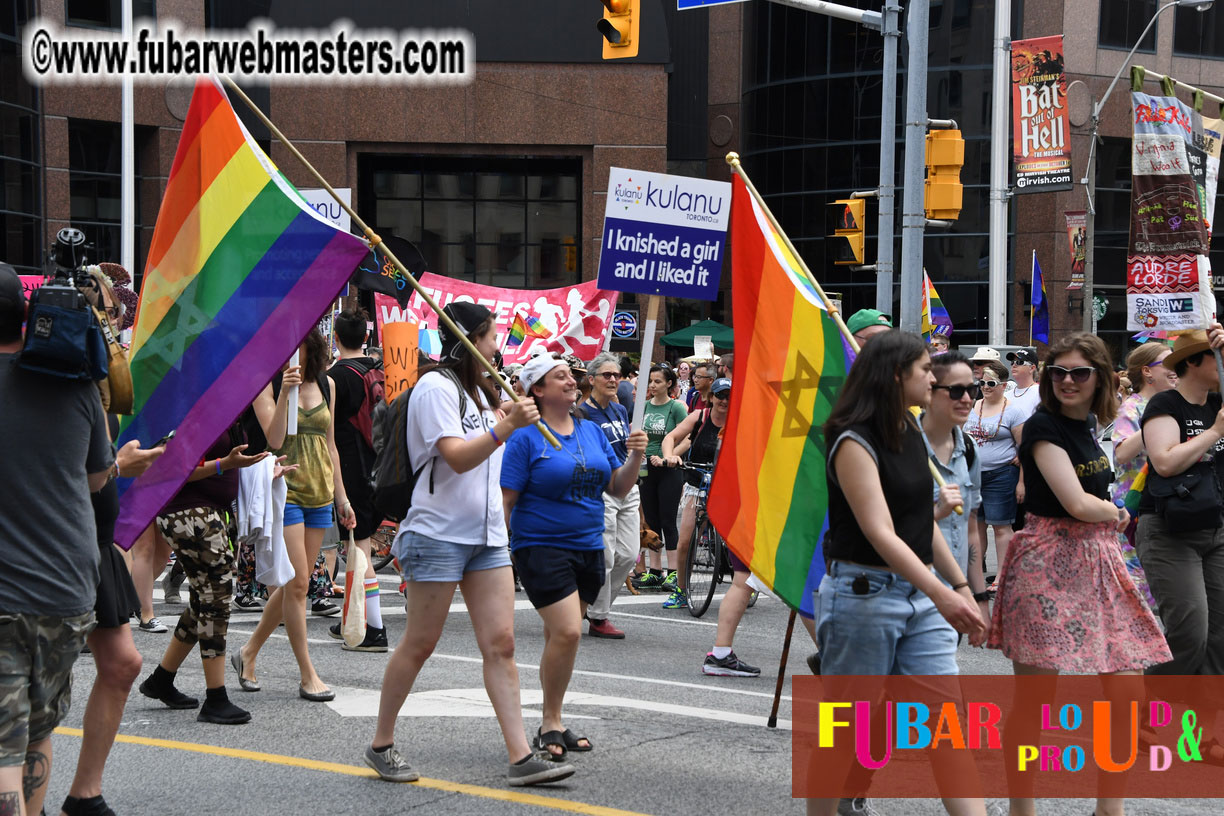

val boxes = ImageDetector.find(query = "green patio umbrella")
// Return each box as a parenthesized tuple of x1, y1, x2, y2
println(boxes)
(660, 318, 734, 349)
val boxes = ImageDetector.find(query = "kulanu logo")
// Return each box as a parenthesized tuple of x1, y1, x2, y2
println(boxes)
(613, 178, 643, 210)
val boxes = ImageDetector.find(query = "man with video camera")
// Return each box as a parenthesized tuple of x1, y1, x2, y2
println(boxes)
(0, 264, 114, 816)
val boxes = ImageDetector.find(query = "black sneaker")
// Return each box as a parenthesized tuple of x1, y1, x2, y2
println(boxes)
(343, 625, 389, 652)
(701, 651, 761, 677)
(138, 675, 199, 709)
(197, 695, 251, 724)
(310, 600, 340, 617)
(232, 595, 265, 611)
(328, 622, 343, 640)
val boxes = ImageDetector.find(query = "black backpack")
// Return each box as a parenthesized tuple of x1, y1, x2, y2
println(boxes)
(335, 358, 385, 451)
(370, 369, 468, 523)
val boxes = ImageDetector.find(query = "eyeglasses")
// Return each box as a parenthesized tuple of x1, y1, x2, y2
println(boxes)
(932, 383, 982, 401)
(510, 376, 519, 384)
(693, 374, 713, 381)
(593, 372, 619, 380)
(980, 379, 1001, 389)
(1048, 365, 1096, 383)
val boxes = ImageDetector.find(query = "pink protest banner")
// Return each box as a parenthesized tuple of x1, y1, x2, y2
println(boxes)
(19, 275, 47, 299)
(375, 273, 619, 364)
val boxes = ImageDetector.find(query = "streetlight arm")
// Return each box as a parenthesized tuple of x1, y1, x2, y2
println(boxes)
(1093, 0, 1179, 120)
(766, 0, 882, 31)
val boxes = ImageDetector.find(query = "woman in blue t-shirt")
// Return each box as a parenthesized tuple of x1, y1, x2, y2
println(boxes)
(501, 354, 646, 761)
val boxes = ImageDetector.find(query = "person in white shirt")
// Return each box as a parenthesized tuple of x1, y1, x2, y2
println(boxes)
(362, 302, 574, 789)
(1005, 348, 1041, 419)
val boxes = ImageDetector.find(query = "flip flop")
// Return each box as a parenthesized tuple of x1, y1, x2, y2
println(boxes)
(560, 729, 593, 752)
(1200, 737, 1224, 767)
(230, 651, 260, 692)
(535, 728, 567, 761)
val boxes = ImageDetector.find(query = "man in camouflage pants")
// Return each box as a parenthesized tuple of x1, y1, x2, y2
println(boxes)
(0, 266, 113, 814)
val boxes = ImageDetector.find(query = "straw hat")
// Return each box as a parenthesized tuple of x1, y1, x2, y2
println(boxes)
(1163, 330, 1213, 369)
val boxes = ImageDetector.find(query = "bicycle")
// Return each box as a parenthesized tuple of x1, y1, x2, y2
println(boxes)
(678, 463, 729, 618)
(337, 519, 397, 572)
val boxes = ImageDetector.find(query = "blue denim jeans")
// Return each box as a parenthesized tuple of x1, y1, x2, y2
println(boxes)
(816, 561, 959, 676)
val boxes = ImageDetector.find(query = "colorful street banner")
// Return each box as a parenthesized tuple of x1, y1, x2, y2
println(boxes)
(596, 167, 730, 300)
(707, 175, 851, 619)
(1010, 35, 1072, 193)
(375, 273, 618, 364)
(921, 271, 953, 340)
(1064, 210, 1087, 290)
(113, 77, 370, 549)
(1126, 91, 1221, 331)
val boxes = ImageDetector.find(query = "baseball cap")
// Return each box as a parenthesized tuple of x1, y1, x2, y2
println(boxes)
(969, 346, 1001, 363)
(519, 353, 568, 394)
(846, 309, 893, 335)
(710, 377, 732, 397)
(439, 302, 493, 361)
(1006, 348, 1038, 366)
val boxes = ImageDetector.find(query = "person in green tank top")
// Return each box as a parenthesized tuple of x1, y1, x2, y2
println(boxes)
(235, 328, 355, 702)
(637, 364, 688, 602)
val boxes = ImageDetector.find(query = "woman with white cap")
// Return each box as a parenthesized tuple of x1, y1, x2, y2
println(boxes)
(501, 353, 647, 761)
(363, 302, 575, 788)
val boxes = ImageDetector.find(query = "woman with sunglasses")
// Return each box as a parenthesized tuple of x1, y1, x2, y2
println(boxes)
(1133, 330, 1224, 765)
(964, 359, 1027, 586)
(920, 351, 991, 642)
(987, 334, 1170, 815)
(1109, 342, 1177, 611)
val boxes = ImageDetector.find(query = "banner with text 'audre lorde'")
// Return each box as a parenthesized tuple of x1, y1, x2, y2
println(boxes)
(597, 167, 730, 300)
(1126, 92, 1222, 330)
(1010, 35, 1072, 193)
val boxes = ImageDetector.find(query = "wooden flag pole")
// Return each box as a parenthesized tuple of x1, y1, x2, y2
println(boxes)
(1029, 250, 1036, 347)
(767, 609, 797, 729)
(725, 152, 959, 513)
(218, 75, 560, 450)
(631, 295, 662, 430)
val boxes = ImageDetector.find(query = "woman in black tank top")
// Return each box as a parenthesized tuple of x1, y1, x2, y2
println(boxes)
(811, 332, 988, 816)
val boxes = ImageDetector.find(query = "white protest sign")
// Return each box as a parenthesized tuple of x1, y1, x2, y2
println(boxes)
(301, 188, 352, 234)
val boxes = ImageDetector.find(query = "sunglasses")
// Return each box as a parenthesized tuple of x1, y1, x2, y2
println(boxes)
(510, 376, 519, 384)
(693, 374, 713, 380)
(711, 390, 731, 400)
(593, 372, 619, 380)
(980, 379, 1001, 389)
(1048, 365, 1096, 383)
(933, 383, 982, 401)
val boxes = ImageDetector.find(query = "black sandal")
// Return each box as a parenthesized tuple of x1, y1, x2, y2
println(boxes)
(535, 728, 567, 761)
(560, 728, 593, 752)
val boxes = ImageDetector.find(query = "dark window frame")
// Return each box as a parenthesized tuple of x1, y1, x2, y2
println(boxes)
(1098, 0, 1159, 53)
(1173, 5, 1224, 59)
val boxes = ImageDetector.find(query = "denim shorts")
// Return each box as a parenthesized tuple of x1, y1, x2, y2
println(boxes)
(393, 530, 511, 583)
(979, 464, 1020, 526)
(816, 561, 958, 676)
(284, 502, 333, 529)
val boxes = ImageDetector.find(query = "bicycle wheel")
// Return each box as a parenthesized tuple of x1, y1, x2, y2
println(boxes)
(369, 523, 397, 571)
(685, 519, 719, 618)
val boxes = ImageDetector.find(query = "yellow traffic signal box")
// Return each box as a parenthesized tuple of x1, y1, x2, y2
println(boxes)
(599, 0, 640, 59)
(924, 130, 964, 220)
(828, 198, 866, 266)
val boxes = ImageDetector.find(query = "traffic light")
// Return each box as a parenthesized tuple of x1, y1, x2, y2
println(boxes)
(599, 0, 640, 60)
(828, 199, 866, 266)
(924, 129, 964, 220)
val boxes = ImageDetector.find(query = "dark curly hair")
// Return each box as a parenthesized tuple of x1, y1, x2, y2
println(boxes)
(300, 327, 330, 383)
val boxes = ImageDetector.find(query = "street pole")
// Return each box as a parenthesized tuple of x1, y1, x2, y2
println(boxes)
(875, 3, 900, 314)
(899, 0, 929, 332)
(121, 0, 134, 276)
(987, 0, 1010, 345)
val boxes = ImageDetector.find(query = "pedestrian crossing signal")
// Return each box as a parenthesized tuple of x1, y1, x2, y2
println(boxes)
(925, 130, 964, 220)
(599, 0, 640, 59)
(828, 199, 866, 266)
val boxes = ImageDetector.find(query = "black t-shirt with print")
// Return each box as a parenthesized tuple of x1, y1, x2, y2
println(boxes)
(1018, 407, 1112, 518)
(1137, 390, 1224, 515)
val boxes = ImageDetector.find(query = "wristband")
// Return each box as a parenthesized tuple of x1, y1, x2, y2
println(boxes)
(952, 581, 969, 591)
(490, 427, 503, 446)
(973, 591, 992, 603)
(215, 459, 223, 475)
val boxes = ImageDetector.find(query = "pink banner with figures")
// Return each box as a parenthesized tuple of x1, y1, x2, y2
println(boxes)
(18, 275, 46, 298)
(375, 273, 619, 364)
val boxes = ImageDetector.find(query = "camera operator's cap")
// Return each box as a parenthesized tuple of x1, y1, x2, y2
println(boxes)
(710, 377, 732, 397)
(1164, 330, 1213, 369)
(846, 308, 893, 335)
(969, 346, 1001, 363)
(439, 302, 493, 361)
(1006, 348, 1038, 366)
(0, 263, 25, 309)
(519, 353, 568, 394)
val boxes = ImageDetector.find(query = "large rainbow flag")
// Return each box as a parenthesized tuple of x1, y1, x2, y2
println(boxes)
(113, 77, 370, 548)
(707, 176, 851, 618)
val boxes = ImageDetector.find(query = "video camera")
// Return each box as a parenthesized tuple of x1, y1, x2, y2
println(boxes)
(18, 227, 109, 381)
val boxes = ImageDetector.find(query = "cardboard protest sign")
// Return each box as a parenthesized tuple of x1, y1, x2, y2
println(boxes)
(382, 321, 419, 404)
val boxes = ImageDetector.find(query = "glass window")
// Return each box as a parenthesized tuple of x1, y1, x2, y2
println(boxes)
(67, 118, 149, 278)
(1174, 5, 1224, 58)
(1099, 0, 1158, 51)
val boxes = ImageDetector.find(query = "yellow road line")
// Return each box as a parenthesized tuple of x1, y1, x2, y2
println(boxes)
(53, 727, 653, 816)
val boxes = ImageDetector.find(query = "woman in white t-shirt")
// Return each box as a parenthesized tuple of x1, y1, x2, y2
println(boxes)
(964, 360, 1028, 583)
(362, 303, 574, 789)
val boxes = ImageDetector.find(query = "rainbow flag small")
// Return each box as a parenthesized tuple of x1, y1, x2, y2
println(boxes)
(113, 77, 369, 549)
(507, 312, 552, 346)
(1124, 462, 1147, 518)
(921, 271, 953, 340)
(707, 176, 851, 618)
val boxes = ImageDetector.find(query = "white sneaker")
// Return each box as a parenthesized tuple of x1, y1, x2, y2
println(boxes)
(138, 617, 168, 633)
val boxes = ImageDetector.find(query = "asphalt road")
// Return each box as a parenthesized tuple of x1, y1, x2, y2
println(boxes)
(45, 561, 1220, 816)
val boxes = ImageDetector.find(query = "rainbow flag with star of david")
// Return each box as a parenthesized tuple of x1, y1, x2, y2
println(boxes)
(707, 176, 851, 618)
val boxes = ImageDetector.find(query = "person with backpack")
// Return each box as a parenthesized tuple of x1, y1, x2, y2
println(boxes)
(324, 308, 388, 652)
(364, 303, 573, 788)
(232, 328, 355, 702)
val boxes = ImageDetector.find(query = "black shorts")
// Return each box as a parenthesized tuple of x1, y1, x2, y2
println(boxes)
(512, 546, 605, 610)
(94, 541, 140, 629)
